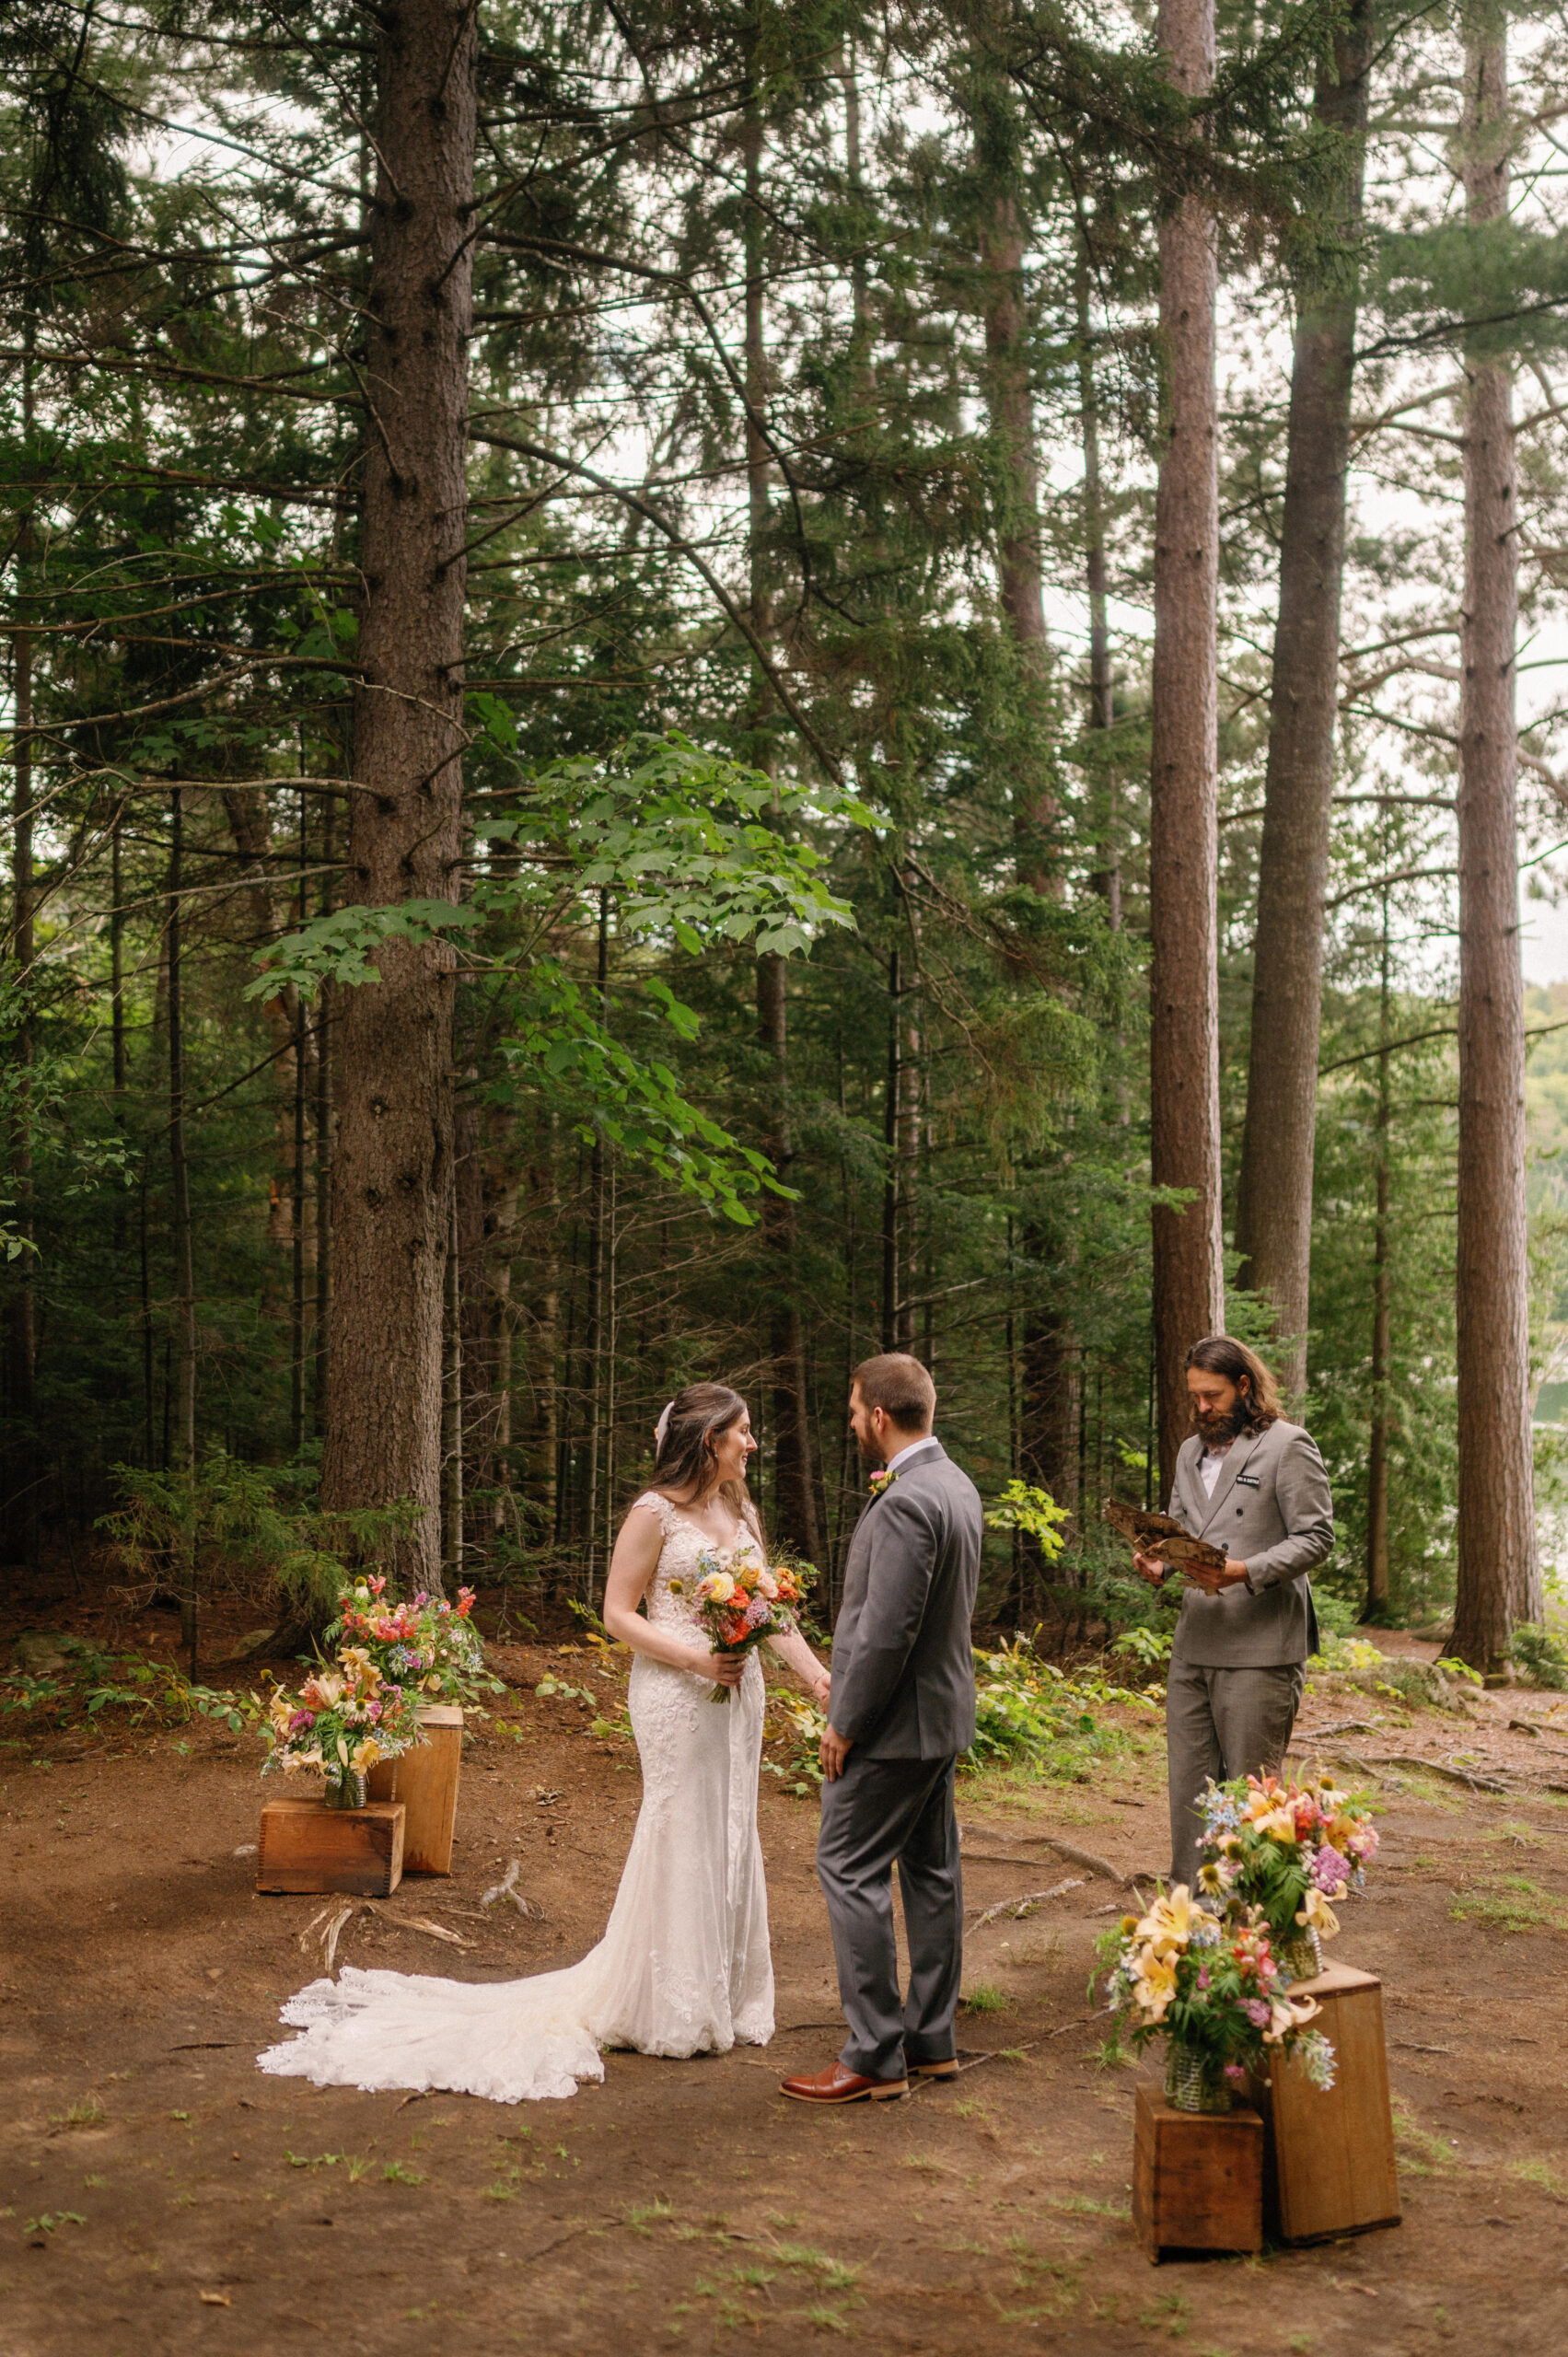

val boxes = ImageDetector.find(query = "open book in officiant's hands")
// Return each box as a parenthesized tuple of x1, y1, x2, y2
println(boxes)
(1103, 1498, 1228, 1584)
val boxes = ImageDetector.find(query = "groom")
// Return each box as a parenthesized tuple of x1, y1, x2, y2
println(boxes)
(781, 1353, 982, 2106)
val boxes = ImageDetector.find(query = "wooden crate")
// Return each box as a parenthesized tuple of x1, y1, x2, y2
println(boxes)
(257, 1797, 405, 1896)
(1250, 1960, 1400, 2245)
(366, 1705, 462, 1875)
(1132, 2082, 1264, 2262)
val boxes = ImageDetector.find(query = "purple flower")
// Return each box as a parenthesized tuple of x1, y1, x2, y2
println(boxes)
(1313, 1845, 1350, 1893)
(1196, 1969, 1210, 1991)
(1243, 1998, 1272, 2028)
(287, 1710, 315, 1733)
(743, 1596, 770, 1630)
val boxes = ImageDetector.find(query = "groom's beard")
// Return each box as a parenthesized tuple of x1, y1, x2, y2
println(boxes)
(856, 1433, 883, 1469)
(1194, 1399, 1249, 1448)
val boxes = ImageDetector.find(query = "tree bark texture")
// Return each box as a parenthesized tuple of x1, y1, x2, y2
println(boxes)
(319, 0, 476, 1588)
(1233, 0, 1373, 1398)
(1452, 13, 1539, 1669)
(1077, 254, 1121, 925)
(1149, 0, 1224, 1499)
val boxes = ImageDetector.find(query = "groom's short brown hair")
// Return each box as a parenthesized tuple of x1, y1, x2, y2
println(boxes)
(852, 1353, 936, 1432)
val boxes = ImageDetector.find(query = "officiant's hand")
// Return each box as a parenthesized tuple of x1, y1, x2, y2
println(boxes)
(695, 1649, 747, 1689)
(1132, 1550, 1167, 1587)
(819, 1723, 853, 1782)
(1183, 1558, 1250, 1595)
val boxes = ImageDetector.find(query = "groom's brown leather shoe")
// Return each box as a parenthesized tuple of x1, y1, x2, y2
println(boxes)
(908, 2058, 959, 2080)
(778, 2061, 909, 2104)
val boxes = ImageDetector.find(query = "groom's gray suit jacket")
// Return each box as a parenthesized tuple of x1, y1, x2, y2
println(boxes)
(829, 1441, 983, 1759)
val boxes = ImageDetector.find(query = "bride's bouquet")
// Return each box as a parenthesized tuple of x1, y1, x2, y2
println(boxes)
(688, 1538, 807, 1702)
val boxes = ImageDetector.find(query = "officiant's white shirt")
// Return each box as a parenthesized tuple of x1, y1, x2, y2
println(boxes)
(886, 1434, 942, 1476)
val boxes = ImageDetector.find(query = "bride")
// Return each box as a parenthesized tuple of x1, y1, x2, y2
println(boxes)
(258, 1382, 832, 2103)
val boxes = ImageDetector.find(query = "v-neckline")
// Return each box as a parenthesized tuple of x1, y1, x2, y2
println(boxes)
(668, 1503, 746, 1552)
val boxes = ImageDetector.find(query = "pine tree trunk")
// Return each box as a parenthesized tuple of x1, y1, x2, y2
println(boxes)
(979, 191, 1057, 892)
(1149, 0, 1224, 1497)
(6, 346, 38, 1567)
(1365, 902, 1392, 1620)
(1233, 1, 1373, 1396)
(168, 786, 199, 1675)
(1452, 9, 1539, 1670)
(1077, 254, 1120, 923)
(319, 0, 476, 1589)
(743, 78, 820, 1556)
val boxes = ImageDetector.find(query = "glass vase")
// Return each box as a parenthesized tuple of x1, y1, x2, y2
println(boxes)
(1273, 1927, 1322, 1986)
(1164, 2043, 1234, 2115)
(324, 1770, 366, 1811)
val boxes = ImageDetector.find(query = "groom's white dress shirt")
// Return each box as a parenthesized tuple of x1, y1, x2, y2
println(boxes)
(885, 1434, 941, 1477)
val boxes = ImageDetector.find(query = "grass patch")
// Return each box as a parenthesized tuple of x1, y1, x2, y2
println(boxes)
(1390, 2096, 1457, 2176)
(49, 2097, 104, 2131)
(382, 2160, 425, 2185)
(960, 1982, 1010, 2014)
(1508, 2157, 1568, 2201)
(1449, 1875, 1566, 1933)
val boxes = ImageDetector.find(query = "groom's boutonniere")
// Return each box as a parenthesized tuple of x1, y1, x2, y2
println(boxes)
(867, 1468, 900, 1503)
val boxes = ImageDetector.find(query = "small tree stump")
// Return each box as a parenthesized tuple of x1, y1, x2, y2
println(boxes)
(366, 1705, 462, 1874)
(1132, 2083, 1264, 2262)
(1249, 1960, 1400, 2244)
(257, 1798, 405, 1896)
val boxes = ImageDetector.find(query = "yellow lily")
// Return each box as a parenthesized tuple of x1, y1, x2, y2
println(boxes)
(1132, 1954, 1179, 2022)
(1256, 1806, 1299, 1845)
(1295, 1887, 1341, 1939)
(1134, 1886, 1198, 1956)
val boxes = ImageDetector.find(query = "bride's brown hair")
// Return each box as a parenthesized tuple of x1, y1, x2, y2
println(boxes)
(652, 1382, 761, 1541)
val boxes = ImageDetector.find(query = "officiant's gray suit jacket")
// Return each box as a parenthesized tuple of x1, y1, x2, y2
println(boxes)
(1166, 1418, 1334, 1669)
(829, 1442, 982, 1759)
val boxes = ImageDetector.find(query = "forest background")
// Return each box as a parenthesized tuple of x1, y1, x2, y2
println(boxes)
(6, 0, 1568, 1677)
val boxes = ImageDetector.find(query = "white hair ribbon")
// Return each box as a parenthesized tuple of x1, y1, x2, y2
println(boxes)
(654, 1399, 674, 1455)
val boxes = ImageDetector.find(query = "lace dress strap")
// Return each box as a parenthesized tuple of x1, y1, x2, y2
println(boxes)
(630, 1490, 678, 1538)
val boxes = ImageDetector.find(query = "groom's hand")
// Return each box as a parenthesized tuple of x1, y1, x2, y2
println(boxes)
(819, 1723, 853, 1782)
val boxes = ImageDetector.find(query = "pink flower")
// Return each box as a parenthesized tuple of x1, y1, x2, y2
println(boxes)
(1243, 1999, 1272, 2028)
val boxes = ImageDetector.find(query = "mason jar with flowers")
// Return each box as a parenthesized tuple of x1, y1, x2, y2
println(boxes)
(1195, 1772, 1379, 1985)
(262, 1647, 423, 1808)
(1099, 1886, 1337, 2115)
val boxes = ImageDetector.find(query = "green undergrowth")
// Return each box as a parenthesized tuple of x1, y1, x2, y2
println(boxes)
(0, 1636, 256, 1747)
(766, 1632, 1153, 1798)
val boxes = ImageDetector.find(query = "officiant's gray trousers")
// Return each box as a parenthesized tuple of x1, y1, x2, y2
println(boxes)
(1167, 1657, 1305, 1891)
(817, 1751, 961, 2082)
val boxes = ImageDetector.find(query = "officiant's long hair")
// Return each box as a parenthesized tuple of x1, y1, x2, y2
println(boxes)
(651, 1382, 764, 1544)
(1184, 1336, 1282, 1433)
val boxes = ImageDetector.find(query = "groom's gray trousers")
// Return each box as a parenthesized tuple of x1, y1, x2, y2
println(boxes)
(817, 1750, 962, 2082)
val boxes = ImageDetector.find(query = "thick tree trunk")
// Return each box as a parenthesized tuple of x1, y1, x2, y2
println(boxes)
(1452, 11, 1539, 1671)
(1233, 1, 1374, 1396)
(1149, 0, 1224, 1499)
(319, 0, 476, 1590)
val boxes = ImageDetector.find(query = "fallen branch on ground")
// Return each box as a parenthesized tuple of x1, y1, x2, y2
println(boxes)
(481, 1857, 544, 1920)
(389, 1916, 475, 1951)
(969, 1877, 1086, 1929)
(297, 1900, 354, 1980)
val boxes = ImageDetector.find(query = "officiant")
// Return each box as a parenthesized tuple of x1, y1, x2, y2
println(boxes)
(1132, 1336, 1335, 1892)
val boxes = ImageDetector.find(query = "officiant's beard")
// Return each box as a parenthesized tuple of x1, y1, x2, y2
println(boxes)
(1193, 1396, 1251, 1447)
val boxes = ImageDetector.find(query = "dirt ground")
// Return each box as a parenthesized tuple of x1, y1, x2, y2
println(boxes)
(5, 1605, 1568, 2357)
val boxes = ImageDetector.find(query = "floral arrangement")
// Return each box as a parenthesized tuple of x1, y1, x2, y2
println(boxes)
(326, 1575, 497, 1707)
(261, 1575, 499, 1795)
(262, 1647, 423, 1792)
(1099, 1884, 1337, 2099)
(680, 1538, 807, 1702)
(1196, 1772, 1379, 1974)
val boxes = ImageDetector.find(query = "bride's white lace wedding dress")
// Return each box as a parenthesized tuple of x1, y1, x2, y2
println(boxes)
(257, 1493, 774, 2102)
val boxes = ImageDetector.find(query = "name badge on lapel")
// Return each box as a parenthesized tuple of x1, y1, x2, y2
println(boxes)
(1236, 1473, 1261, 1489)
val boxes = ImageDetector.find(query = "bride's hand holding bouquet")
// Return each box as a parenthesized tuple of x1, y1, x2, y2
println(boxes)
(686, 1540, 808, 1702)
